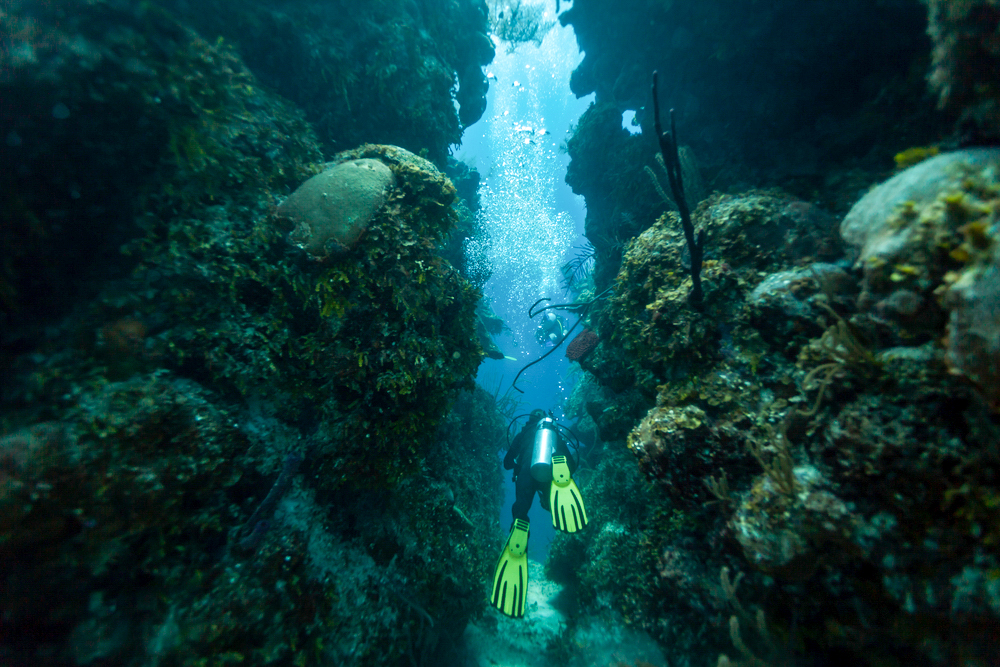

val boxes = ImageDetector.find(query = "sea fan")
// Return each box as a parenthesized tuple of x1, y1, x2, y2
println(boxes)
(560, 242, 596, 290)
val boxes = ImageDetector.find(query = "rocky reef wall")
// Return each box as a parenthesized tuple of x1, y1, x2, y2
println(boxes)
(554, 3, 1000, 665)
(561, 0, 950, 288)
(0, 2, 504, 665)
(155, 0, 495, 166)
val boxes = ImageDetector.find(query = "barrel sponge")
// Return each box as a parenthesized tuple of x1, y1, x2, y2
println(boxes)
(566, 328, 599, 362)
(279, 158, 395, 260)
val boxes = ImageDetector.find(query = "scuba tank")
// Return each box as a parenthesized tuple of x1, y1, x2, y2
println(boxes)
(530, 417, 559, 483)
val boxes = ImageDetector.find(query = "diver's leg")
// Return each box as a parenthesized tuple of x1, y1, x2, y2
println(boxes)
(495, 469, 534, 617)
(555, 441, 579, 474)
(538, 483, 551, 512)
(550, 453, 588, 533)
(511, 469, 535, 523)
(491, 518, 530, 617)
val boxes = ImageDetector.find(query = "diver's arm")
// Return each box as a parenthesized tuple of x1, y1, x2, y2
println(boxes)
(505, 424, 535, 470)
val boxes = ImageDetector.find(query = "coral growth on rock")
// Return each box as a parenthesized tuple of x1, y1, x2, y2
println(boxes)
(0, 4, 502, 665)
(561, 161, 1000, 665)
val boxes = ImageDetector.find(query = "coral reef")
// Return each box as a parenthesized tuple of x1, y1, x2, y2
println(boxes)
(561, 166, 1000, 665)
(1, 373, 506, 665)
(564, 101, 661, 289)
(944, 252, 1000, 406)
(599, 190, 843, 398)
(0, 1, 320, 325)
(1, 3, 502, 665)
(925, 0, 1000, 140)
(561, 0, 944, 186)
(730, 463, 855, 582)
(154, 0, 495, 165)
(561, 0, 950, 290)
(558, 3, 997, 665)
(6, 1, 1000, 665)
(487, 0, 555, 50)
(651, 81, 704, 306)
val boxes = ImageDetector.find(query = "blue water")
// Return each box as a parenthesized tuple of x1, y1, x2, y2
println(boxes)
(462, 20, 593, 558)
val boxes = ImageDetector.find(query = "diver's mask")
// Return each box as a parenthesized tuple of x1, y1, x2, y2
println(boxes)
(529, 417, 559, 483)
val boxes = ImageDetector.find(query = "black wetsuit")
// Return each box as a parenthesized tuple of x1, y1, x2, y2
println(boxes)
(503, 418, 577, 523)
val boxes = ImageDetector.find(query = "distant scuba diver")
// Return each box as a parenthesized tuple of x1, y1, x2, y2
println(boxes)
(490, 409, 587, 618)
(476, 314, 506, 360)
(535, 311, 566, 346)
(476, 302, 513, 360)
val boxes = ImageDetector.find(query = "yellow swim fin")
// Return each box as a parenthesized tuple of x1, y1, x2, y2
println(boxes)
(550, 455, 587, 533)
(490, 519, 529, 618)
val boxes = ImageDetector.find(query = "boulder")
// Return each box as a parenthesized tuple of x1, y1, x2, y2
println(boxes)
(840, 148, 1000, 266)
(279, 158, 395, 260)
(841, 148, 1000, 403)
(943, 251, 1000, 407)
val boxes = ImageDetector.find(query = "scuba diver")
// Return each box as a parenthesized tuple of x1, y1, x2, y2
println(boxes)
(476, 302, 509, 360)
(490, 410, 587, 618)
(535, 311, 567, 346)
